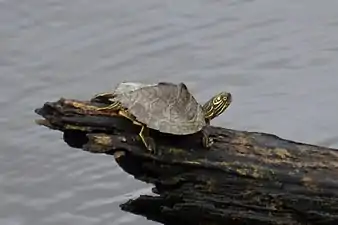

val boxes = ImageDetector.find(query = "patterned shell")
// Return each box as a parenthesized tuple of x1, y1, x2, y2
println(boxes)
(113, 82, 206, 135)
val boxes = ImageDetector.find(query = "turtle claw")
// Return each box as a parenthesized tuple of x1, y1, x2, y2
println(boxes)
(202, 133, 214, 149)
(207, 137, 214, 148)
(138, 125, 157, 153)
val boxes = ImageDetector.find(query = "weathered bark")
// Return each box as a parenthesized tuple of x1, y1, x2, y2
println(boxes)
(35, 98, 338, 225)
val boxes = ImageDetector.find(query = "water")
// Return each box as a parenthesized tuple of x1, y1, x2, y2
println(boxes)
(1, 0, 338, 224)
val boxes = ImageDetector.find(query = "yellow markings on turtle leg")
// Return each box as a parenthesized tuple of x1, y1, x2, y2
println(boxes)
(136, 123, 155, 152)
(138, 125, 151, 151)
(96, 101, 121, 111)
(118, 110, 154, 152)
(118, 109, 136, 121)
(96, 102, 151, 150)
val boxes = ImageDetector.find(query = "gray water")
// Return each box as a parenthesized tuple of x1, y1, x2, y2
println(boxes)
(1, 0, 338, 224)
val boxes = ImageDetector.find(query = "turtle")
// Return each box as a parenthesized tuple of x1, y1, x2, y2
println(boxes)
(94, 82, 232, 153)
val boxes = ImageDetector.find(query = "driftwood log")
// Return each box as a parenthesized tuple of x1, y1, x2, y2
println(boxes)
(34, 97, 338, 225)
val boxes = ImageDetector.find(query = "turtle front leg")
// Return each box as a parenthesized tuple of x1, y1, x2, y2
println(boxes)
(202, 129, 214, 149)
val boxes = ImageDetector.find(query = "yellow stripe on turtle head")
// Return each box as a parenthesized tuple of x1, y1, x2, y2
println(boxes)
(203, 92, 232, 122)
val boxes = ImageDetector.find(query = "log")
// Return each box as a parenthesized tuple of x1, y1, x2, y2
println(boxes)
(34, 98, 338, 225)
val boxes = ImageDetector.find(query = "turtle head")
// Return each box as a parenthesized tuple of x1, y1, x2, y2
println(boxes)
(203, 92, 232, 122)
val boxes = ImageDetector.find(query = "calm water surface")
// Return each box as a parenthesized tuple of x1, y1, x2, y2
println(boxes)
(1, 0, 338, 224)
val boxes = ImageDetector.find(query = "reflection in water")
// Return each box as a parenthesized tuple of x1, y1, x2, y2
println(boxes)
(1, 0, 338, 224)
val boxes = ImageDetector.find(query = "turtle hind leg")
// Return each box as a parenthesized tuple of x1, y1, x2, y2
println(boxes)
(138, 124, 156, 153)
(119, 110, 156, 153)
(126, 117, 156, 153)
(96, 101, 122, 111)
(202, 130, 214, 149)
(93, 92, 115, 99)
(91, 92, 116, 104)
(117, 110, 156, 152)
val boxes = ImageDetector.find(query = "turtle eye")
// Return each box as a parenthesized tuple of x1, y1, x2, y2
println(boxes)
(213, 96, 222, 105)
